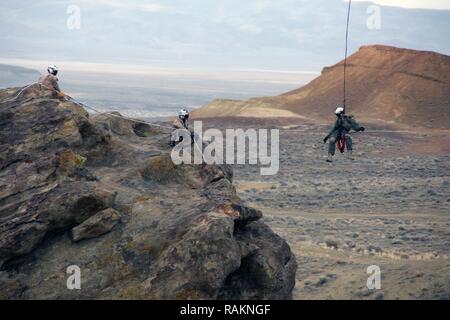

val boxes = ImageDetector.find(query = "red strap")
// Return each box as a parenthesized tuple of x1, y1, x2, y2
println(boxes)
(337, 136, 346, 153)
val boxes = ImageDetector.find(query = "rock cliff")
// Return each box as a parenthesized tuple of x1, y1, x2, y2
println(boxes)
(0, 84, 296, 299)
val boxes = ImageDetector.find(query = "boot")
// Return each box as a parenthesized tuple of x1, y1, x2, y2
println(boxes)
(347, 150, 354, 160)
(326, 153, 333, 162)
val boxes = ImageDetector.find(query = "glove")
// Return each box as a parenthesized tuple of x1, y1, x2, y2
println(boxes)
(359, 127, 365, 132)
(323, 137, 328, 143)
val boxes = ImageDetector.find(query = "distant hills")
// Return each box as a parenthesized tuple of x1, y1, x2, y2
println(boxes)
(0, 64, 40, 88)
(193, 45, 450, 129)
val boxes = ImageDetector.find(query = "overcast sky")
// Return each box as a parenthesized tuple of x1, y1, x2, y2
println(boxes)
(0, 0, 449, 72)
(352, 0, 450, 10)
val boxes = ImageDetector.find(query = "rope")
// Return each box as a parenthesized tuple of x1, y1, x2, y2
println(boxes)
(67, 98, 173, 131)
(343, 0, 352, 113)
(1, 83, 369, 158)
(2, 83, 208, 162)
(70, 97, 206, 161)
(0, 84, 35, 104)
(0, 82, 173, 131)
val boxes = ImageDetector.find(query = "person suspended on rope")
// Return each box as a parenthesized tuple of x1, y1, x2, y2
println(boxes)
(38, 65, 62, 93)
(170, 108, 193, 147)
(323, 106, 365, 162)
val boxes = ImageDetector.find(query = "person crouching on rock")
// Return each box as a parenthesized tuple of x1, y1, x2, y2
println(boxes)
(323, 106, 365, 162)
(38, 65, 62, 93)
(170, 108, 193, 147)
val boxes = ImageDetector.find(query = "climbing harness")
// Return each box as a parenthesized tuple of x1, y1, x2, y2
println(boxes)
(337, 135, 346, 153)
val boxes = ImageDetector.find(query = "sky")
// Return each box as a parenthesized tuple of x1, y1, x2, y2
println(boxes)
(352, 0, 450, 10)
(0, 0, 449, 72)
(67, 0, 450, 12)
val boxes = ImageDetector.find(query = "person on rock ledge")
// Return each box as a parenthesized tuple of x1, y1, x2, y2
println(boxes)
(38, 65, 61, 93)
(170, 108, 193, 147)
(323, 106, 365, 162)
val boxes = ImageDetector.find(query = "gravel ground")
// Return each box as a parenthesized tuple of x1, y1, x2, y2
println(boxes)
(202, 119, 450, 299)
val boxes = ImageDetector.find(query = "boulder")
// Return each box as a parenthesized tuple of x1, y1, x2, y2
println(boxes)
(71, 208, 121, 242)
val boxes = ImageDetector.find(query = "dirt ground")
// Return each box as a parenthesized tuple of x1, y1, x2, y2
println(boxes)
(200, 118, 450, 300)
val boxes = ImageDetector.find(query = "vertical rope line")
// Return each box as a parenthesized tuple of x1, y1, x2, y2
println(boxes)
(343, 0, 352, 114)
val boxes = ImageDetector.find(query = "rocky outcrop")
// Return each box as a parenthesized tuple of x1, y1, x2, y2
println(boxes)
(0, 84, 296, 300)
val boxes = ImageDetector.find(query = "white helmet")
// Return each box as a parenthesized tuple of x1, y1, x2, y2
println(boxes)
(178, 108, 189, 119)
(47, 65, 58, 76)
(335, 107, 344, 115)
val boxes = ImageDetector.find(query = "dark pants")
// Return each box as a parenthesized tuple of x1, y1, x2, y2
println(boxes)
(328, 133, 353, 155)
